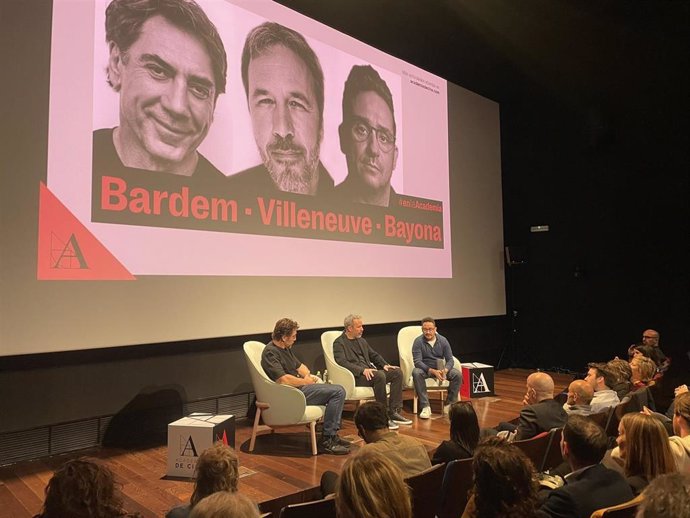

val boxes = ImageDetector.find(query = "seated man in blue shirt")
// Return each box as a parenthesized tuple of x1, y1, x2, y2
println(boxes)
(412, 317, 462, 419)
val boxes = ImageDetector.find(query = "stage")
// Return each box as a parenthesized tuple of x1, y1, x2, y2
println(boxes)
(0, 369, 573, 517)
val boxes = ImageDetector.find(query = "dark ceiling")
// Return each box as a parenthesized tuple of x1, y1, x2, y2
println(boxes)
(276, 0, 689, 113)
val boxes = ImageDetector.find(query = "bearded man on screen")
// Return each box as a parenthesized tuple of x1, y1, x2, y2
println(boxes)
(94, 0, 227, 179)
(233, 22, 335, 196)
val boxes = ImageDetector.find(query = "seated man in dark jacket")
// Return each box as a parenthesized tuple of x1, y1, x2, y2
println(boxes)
(540, 415, 634, 518)
(333, 314, 412, 429)
(515, 372, 567, 441)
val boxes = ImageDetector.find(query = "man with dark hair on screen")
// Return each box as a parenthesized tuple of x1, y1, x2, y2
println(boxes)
(335, 64, 399, 207)
(94, 0, 227, 179)
(234, 22, 334, 196)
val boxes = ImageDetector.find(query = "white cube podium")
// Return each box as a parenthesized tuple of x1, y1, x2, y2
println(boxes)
(167, 414, 235, 478)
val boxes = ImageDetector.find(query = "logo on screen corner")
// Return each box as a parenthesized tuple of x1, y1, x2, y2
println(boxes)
(51, 233, 89, 270)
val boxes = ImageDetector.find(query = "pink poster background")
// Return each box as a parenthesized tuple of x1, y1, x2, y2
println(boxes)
(47, 0, 451, 277)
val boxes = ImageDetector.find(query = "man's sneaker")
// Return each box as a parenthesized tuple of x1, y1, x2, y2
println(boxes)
(419, 406, 432, 419)
(334, 434, 352, 446)
(390, 411, 413, 425)
(443, 403, 451, 415)
(388, 419, 400, 430)
(319, 436, 350, 455)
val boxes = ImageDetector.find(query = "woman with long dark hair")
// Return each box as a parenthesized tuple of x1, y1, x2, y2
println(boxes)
(462, 437, 540, 518)
(432, 401, 480, 465)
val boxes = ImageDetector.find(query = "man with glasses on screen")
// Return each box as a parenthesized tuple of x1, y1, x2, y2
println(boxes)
(94, 0, 228, 179)
(335, 65, 399, 207)
(234, 22, 335, 196)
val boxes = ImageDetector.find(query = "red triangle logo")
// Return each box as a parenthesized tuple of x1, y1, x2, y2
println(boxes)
(37, 182, 135, 280)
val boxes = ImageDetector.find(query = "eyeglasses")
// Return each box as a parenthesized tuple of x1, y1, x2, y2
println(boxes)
(350, 120, 396, 152)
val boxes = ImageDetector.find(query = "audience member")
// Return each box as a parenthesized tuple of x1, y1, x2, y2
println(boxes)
(606, 358, 633, 400)
(511, 372, 567, 440)
(585, 363, 620, 413)
(627, 329, 669, 372)
(461, 437, 540, 518)
(355, 401, 431, 477)
(636, 472, 690, 518)
(188, 492, 259, 518)
(335, 449, 412, 518)
(563, 380, 595, 416)
(665, 383, 688, 419)
(167, 442, 239, 518)
(432, 401, 480, 465)
(610, 413, 676, 495)
(630, 356, 657, 388)
(540, 415, 633, 518)
(333, 314, 412, 429)
(411, 317, 463, 419)
(668, 391, 690, 473)
(34, 459, 141, 518)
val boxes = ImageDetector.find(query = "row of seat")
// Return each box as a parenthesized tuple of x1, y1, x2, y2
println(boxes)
(264, 440, 643, 517)
(244, 325, 460, 455)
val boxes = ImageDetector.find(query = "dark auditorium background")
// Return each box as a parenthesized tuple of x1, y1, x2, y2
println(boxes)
(1, 0, 688, 461)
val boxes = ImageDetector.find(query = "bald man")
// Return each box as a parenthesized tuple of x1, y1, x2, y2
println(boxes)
(563, 380, 595, 416)
(514, 372, 567, 440)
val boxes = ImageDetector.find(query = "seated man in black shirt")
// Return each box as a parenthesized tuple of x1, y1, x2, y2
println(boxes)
(333, 314, 412, 429)
(261, 318, 349, 455)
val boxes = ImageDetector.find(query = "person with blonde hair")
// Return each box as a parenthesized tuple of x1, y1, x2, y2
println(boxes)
(611, 413, 676, 494)
(188, 492, 259, 518)
(630, 356, 657, 388)
(335, 449, 412, 518)
(167, 442, 239, 518)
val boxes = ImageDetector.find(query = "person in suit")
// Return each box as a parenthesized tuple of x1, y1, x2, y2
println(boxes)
(514, 372, 567, 441)
(540, 415, 634, 518)
(333, 314, 411, 428)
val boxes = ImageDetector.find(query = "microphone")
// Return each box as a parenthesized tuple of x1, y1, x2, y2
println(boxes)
(436, 359, 446, 385)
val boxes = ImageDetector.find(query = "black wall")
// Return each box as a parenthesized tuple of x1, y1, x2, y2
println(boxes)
(1, 0, 688, 440)
(275, 0, 689, 370)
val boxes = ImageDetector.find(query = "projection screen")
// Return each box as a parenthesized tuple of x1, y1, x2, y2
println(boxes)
(0, 0, 505, 357)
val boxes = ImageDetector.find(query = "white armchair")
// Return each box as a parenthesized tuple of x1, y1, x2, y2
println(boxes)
(321, 330, 389, 404)
(243, 341, 325, 455)
(397, 325, 461, 414)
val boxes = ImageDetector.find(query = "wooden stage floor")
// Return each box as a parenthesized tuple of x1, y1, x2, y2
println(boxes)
(0, 368, 574, 518)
